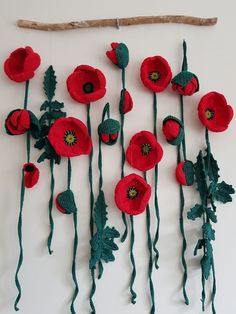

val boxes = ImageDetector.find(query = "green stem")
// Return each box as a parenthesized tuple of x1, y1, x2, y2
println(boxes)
(47, 160, 55, 254)
(180, 95, 187, 161)
(67, 158, 72, 190)
(129, 216, 137, 304)
(182, 40, 188, 72)
(23, 80, 29, 109)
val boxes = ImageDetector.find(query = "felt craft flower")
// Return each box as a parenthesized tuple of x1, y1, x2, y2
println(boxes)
(140, 56, 172, 92)
(4, 46, 41, 82)
(198, 91, 234, 132)
(5, 109, 30, 135)
(172, 73, 199, 96)
(175, 161, 195, 186)
(106, 42, 129, 69)
(162, 116, 184, 145)
(119, 89, 133, 114)
(98, 118, 120, 145)
(55, 189, 77, 215)
(23, 163, 40, 188)
(114, 173, 151, 215)
(48, 117, 92, 157)
(126, 131, 163, 172)
(66, 65, 106, 104)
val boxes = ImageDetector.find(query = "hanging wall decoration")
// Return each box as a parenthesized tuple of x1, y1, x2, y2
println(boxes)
(35, 65, 66, 254)
(4, 46, 41, 311)
(48, 116, 92, 314)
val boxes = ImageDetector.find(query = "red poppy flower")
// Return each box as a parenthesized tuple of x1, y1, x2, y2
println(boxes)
(23, 163, 40, 188)
(176, 161, 194, 186)
(106, 42, 129, 69)
(162, 116, 184, 145)
(98, 118, 120, 145)
(66, 65, 106, 104)
(5, 109, 30, 135)
(4, 46, 41, 82)
(126, 131, 163, 172)
(140, 56, 172, 92)
(172, 73, 199, 96)
(198, 92, 233, 132)
(48, 117, 92, 157)
(119, 89, 133, 114)
(114, 173, 151, 215)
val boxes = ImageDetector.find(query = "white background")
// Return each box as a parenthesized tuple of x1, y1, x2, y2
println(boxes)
(0, 1, 235, 313)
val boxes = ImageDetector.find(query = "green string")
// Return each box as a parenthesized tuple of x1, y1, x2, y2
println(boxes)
(144, 172, 156, 314)
(23, 80, 29, 109)
(67, 158, 72, 189)
(180, 95, 187, 162)
(177, 145, 189, 305)
(47, 159, 55, 255)
(129, 216, 137, 304)
(98, 139, 103, 191)
(182, 40, 188, 72)
(152, 92, 160, 269)
(211, 259, 216, 314)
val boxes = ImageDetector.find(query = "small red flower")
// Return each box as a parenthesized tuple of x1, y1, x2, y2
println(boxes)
(126, 131, 163, 172)
(55, 190, 77, 214)
(5, 109, 30, 135)
(23, 163, 40, 188)
(67, 65, 106, 104)
(176, 161, 194, 186)
(172, 76, 199, 96)
(114, 173, 151, 215)
(162, 116, 184, 145)
(48, 117, 92, 157)
(120, 89, 133, 114)
(140, 56, 172, 92)
(198, 92, 233, 132)
(98, 117, 120, 145)
(4, 46, 41, 82)
(106, 42, 129, 69)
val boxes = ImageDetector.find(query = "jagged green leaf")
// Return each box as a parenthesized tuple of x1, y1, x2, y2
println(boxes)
(203, 223, 215, 241)
(205, 207, 217, 223)
(28, 111, 40, 139)
(187, 204, 203, 220)
(204, 152, 220, 183)
(44, 65, 57, 101)
(201, 255, 212, 280)
(210, 181, 235, 204)
(94, 190, 108, 231)
(34, 138, 46, 150)
(40, 100, 50, 111)
(194, 239, 204, 256)
(194, 151, 208, 202)
(50, 100, 64, 110)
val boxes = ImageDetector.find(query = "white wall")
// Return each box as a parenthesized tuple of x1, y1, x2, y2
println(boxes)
(0, 0, 235, 313)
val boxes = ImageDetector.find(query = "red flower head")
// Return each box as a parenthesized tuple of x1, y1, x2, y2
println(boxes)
(48, 117, 92, 157)
(66, 65, 106, 104)
(4, 46, 41, 82)
(172, 74, 199, 96)
(5, 109, 30, 135)
(55, 189, 77, 214)
(98, 118, 120, 145)
(140, 56, 172, 92)
(198, 92, 234, 132)
(162, 116, 184, 145)
(23, 163, 40, 188)
(106, 42, 129, 69)
(175, 161, 195, 186)
(114, 173, 151, 215)
(119, 89, 133, 114)
(126, 131, 163, 172)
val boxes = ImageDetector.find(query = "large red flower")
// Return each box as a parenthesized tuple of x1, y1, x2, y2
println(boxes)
(114, 173, 151, 215)
(126, 131, 163, 172)
(140, 56, 172, 92)
(48, 117, 92, 157)
(67, 65, 106, 104)
(198, 92, 233, 132)
(5, 109, 30, 135)
(4, 46, 41, 82)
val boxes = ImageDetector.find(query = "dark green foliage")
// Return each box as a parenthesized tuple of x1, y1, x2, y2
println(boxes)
(187, 204, 203, 220)
(209, 181, 235, 204)
(28, 111, 41, 139)
(204, 152, 219, 183)
(194, 151, 208, 202)
(43, 65, 57, 101)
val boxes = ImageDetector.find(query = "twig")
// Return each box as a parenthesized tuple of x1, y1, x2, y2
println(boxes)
(17, 15, 218, 31)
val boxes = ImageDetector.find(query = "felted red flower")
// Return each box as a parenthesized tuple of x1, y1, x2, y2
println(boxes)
(48, 117, 92, 157)
(198, 92, 234, 132)
(23, 163, 40, 188)
(162, 116, 184, 145)
(140, 56, 172, 92)
(114, 173, 151, 215)
(4, 46, 41, 82)
(66, 65, 106, 104)
(119, 89, 133, 114)
(98, 118, 120, 145)
(172, 75, 199, 96)
(175, 161, 194, 186)
(5, 109, 30, 135)
(126, 131, 163, 172)
(106, 42, 129, 69)
(55, 190, 77, 214)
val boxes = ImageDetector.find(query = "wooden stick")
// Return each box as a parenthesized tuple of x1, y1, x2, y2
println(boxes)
(17, 15, 218, 31)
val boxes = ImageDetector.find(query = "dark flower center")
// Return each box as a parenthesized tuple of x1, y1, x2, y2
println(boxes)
(141, 143, 152, 155)
(205, 109, 214, 120)
(127, 186, 139, 199)
(149, 71, 160, 82)
(24, 165, 35, 172)
(83, 82, 94, 94)
(64, 130, 77, 146)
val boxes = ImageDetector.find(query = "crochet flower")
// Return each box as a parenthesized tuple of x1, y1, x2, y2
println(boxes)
(106, 42, 129, 69)
(98, 118, 120, 145)
(140, 56, 172, 92)
(48, 117, 92, 157)
(198, 92, 233, 132)
(56, 190, 77, 214)
(162, 116, 184, 145)
(114, 173, 151, 215)
(172, 72, 199, 96)
(119, 89, 133, 114)
(176, 161, 195, 186)
(23, 163, 40, 188)
(4, 46, 41, 82)
(5, 109, 30, 135)
(66, 65, 106, 104)
(126, 131, 163, 172)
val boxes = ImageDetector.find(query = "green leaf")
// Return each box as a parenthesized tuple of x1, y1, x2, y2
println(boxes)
(205, 207, 217, 223)
(194, 239, 204, 256)
(28, 111, 40, 139)
(34, 138, 46, 150)
(202, 223, 215, 241)
(50, 100, 64, 110)
(103, 226, 120, 239)
(37, 152, 48, 163)
(201, 255, 212, 280)
(204, 152, 220, 183)
(50, 110, 66, 120)
(57, 189, 77, 214)
(40, 100, 50, 111)
(194, 151, 208, 202)
(94, 191, 108, 231)
(171, 71, 196, 87)
(44, 65, 57, 101)
(210, 181, 235, 204)
(187, 204, 203, 220)
(116, 43, 129, 69)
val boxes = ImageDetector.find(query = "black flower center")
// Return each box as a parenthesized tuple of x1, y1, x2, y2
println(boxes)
(149, 71, 160, 82)
(24, 165, 35, 172)
(205, 109, 214, 120)
(83, 82, 94, 93)
(64, 130, 77, 146)
(141, 143, 152, 156)
(127, 186, 139, 199)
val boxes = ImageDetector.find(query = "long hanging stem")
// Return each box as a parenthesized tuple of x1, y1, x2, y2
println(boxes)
(129, 216, 137, 304)
(47, 160, 55, 254)
(180, 95, 187, 162)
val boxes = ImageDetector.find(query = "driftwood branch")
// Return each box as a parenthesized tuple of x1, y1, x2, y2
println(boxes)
(17, 15, 218, 31)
